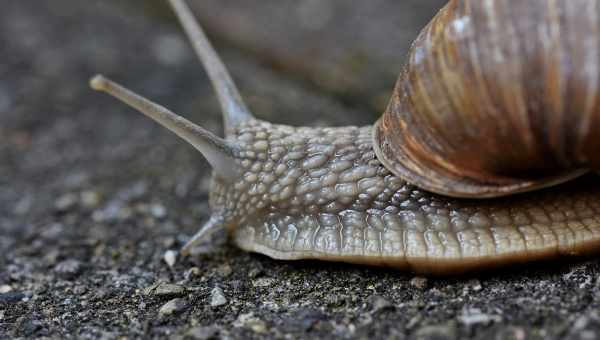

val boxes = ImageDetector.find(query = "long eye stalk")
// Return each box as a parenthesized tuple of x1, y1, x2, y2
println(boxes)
(167, 0, 254, 135)
(90, 75, 240, 180)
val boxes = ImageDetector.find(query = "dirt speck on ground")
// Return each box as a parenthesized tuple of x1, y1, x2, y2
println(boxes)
(2, 1, 600, 339)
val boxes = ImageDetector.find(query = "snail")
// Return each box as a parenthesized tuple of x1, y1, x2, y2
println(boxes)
(91, 0, 600, 275)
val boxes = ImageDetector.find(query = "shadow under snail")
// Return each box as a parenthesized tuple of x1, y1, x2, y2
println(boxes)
(91, 0, 600, 275)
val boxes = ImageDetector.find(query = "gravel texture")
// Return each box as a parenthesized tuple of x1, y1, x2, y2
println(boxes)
(2, 1, 600, 339)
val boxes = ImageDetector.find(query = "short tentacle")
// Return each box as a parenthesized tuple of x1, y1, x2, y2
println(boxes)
(180, 214, 225, 256)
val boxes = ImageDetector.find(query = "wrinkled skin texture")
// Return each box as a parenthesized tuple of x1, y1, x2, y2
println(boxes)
(209, 120, 600, 274)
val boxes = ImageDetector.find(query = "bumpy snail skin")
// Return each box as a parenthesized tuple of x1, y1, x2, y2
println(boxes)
(210, 119, 600, 274)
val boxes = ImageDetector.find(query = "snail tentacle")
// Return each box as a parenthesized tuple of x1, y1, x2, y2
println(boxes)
(167, 0, 254, 136)
(180, 214, 225, 256)
(90, 75, 241, 181)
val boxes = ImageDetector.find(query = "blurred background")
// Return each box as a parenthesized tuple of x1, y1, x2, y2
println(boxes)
(2, 0, 446, 129)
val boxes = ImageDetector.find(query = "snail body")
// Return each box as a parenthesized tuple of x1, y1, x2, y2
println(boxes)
(220, 121, 600, 274)
(92, 0, 600, 274)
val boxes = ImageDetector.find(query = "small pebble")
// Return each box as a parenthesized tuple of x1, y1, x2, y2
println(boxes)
(0, 285, 13, 294)
(73, 286, 87, 295)
(406, 315, 422, 330)
(162, 237, 176, 248)
(21, 318, 45, 336)
(216, 264, 233, 277)
(234, 312, 267, 333)
(467, 279, 483, 292)
(164, 250, 177, 267)
(144, 282, 186, 297)
(184, 267, 201, 280)
(410, 277, 428, 290)
(150, 203, 167, 219)
(158, 298, 187, 317)
(458, 308, 501, 327)
(186, 325, 220, 340)
(370, 295, 394, 313)
(155, 283, 186, 297)
(93, 288, 111, 301)
(247, 267, 263, 278)
(54, 193, 78, 211)
(0, 291, 26, 304)
(40, 223, 65, 240)
(54, 259, 84, 279)
(14, 196, 33, 215)
(210, 287, 227, 307)
(253, 278, 275, 288)
(80, 190, 100, 208)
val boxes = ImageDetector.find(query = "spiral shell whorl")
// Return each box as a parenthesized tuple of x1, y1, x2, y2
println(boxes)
(374, 0, 600, 198)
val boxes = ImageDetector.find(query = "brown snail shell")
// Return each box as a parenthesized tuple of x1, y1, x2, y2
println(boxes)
(374, 0, 600, 198)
